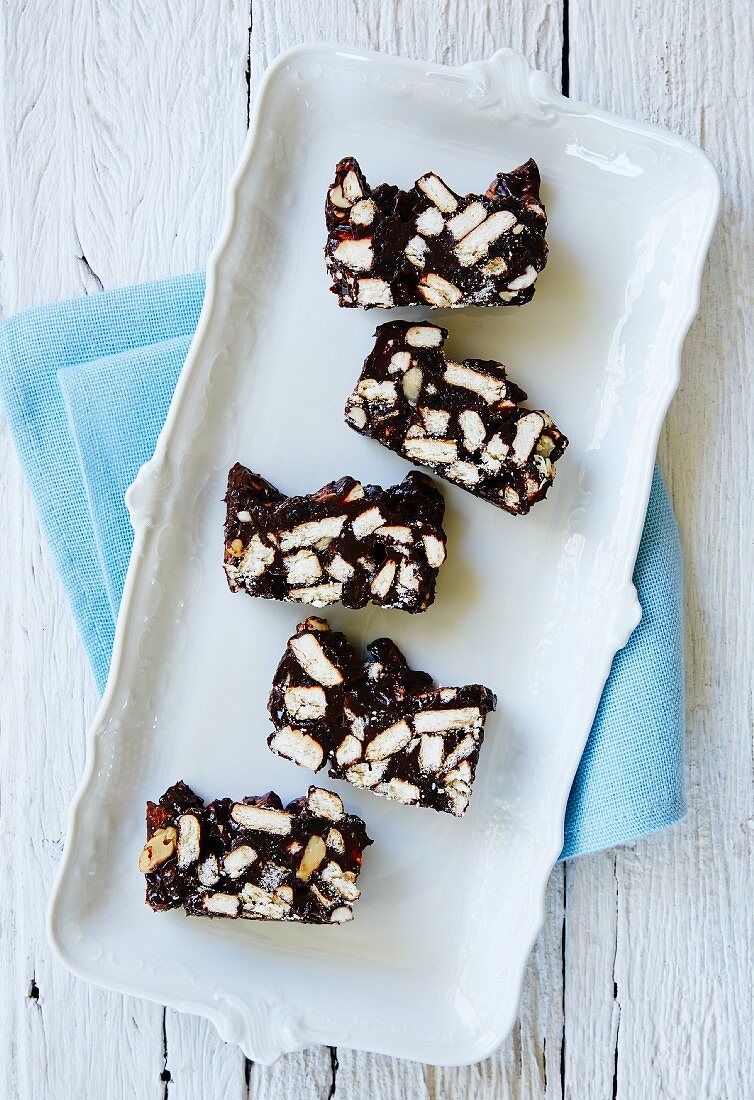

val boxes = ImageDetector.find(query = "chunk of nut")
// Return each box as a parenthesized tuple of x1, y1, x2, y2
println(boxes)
(329, 184, 351, 209)
(138, 826, 177, 873)
(350, 199, 376, 226)
(296, 835, 327, 882)
(342, 170, 363, 203)
(402, 366, 423, 404)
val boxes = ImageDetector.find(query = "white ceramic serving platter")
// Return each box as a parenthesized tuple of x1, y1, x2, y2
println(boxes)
(48, 45, 719, 1066)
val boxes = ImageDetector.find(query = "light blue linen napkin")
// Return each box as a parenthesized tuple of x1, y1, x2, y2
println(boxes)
(0, 274, 686, 859)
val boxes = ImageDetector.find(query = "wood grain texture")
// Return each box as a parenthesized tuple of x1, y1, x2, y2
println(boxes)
(249, 0, 563, 75)
(569, 2, 754, 1097)
(0, 2, 252, 1097)
(1, 0, 751, 1097)
(563, 854, 620, 1099)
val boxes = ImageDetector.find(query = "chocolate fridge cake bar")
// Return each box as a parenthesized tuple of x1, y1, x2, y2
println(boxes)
(325, 156, 548, 309)
(344, 321, 568, 515)
(268, 617, 497, 817)
(139, 781, 372, 924)
(223, 465, 447, 612)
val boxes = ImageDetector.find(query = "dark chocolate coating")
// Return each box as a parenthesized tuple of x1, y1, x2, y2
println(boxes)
(268, 619, 497, 817)
(344, 320, 568, 515)
(223, 465, 448, 612)
(325, 156, 548, 309)
(141, 781, 372, 924)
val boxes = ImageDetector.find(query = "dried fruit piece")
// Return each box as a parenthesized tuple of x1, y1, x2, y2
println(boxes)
(345, 321, 568, 515)
(140, 781, 371, 924)
(325, 156, 548, 309)
(268, 619, 497, 818)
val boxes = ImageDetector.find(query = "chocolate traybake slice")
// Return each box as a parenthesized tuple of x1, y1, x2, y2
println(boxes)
(223, 465, 447, 612)
(268, 618, 497, 817)
(139, 781, 372, 924)
(344, 321, 568, 515)
(325, 156, 548, 309)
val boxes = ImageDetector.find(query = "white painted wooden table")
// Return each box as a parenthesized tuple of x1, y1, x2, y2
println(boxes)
(1, 3, 752, 1097)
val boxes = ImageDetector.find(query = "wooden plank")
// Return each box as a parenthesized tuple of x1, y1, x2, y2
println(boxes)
(11, 1, 749, 1098)
(0, 1, 252, 1097)
(0, 1, 573, 1096)
(163, 1009, 246, 1100)
(0, 0, 167, 1087)
(569, 2, 754, 1097)
(563, 853, 620, 1099)
(251, 0, 563, 76)
(247, 1047, 335, 1099)
(0, 410, 167, 1100)
(425, 871, 566, 1100)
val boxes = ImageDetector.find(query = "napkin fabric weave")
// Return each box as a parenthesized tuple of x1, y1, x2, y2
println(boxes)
(0, 273, 686, 859)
